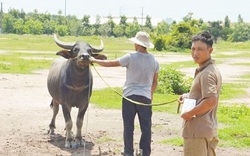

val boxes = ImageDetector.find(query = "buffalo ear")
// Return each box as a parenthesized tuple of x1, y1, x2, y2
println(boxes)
(56, 50, 71, 59)
(91, 54, 107, 60)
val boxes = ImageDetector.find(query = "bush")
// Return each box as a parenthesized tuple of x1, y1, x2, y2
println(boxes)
(156, 67, 192, 95)
(154, 35, 166, 51)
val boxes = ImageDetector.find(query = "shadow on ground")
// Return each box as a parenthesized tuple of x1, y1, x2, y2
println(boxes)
(48, 133, 97, 156)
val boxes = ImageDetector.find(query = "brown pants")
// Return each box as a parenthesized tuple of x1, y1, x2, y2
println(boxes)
(183, 137, 219, 156)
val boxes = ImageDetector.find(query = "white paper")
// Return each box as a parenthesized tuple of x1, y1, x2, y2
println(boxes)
(181, 98, 196, 115)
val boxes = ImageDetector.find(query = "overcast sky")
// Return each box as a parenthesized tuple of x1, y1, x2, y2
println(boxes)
(1, 0, 249, 24)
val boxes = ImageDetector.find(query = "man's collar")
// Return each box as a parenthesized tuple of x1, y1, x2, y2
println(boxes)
(197, 59, 214, 72)
(194, 59, 214, 77)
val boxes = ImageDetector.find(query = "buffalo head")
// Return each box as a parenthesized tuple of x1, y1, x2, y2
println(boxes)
(53, 34, 107, 67)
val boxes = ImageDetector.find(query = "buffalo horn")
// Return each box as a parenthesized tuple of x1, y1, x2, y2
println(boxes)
(53, 34, 76, 49)
(91, 40, 104, 53)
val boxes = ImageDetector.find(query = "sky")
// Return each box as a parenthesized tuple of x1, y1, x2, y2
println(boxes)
(1, 0, 249, 25)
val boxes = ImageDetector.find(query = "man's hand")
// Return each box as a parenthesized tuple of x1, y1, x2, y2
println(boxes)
(181, 111, 194, 120)
(89, 56, 96, 63)
(178, 93, 188, 104)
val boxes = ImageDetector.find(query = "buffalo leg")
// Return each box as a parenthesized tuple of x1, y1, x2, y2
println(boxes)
(49, 100, 59, 135)
(61, 104, 73, 148)
(75, 104, 89, 147)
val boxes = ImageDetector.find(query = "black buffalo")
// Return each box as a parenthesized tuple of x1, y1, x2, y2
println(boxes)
(47, 34, 106, 148)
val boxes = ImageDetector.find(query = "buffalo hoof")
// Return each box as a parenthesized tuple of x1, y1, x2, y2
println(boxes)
(65, 140, 74, 148)
(75, 139, 85, 148)
(48, 129, 55, 135)
(71, 141, 77, 149)
(64, 139, 85, 148)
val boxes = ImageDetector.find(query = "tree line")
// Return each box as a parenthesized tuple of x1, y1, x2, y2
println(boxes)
(1, 9, 250, 51)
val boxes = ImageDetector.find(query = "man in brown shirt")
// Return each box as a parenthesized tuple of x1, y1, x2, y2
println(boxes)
(178, 31, 222, 156)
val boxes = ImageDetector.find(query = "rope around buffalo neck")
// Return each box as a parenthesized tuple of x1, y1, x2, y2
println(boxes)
(91, 65, 178, 107)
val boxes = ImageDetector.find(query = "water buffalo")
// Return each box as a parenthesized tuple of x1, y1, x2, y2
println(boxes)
(47, 34, 106, 148)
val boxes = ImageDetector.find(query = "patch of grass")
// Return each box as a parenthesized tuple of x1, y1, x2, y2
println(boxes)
(214, 40, 250, 52)
(218, 104, 250, 147)
(214, 51, 250, 59)
(220, 83, 248, 101)
(152, 93, 180, 113)
(90, 87, 179, 113)
(96, 136, 117, 143)
(159, 104, 250, 148)
(0, 34, 57, 51)
(0, 53, 52, 74)
(160, 137, 183, 146)
(90, 87, 123, 109)
(232, 62, 250, 66)
(240, 73, 250, 79)
(161, 61, 196, 69)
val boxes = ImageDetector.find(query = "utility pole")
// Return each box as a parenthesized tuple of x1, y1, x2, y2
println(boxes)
(64, 0, 67, 16)
(141, 7, 144, 25)
(0, 2, 2, 33)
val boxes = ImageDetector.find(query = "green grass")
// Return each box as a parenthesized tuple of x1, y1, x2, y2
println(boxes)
(240, 73, 250, 79)
(0, 53, 53, 74)
(220, 83, 249, 101)
(90, 87, 179, 113)
(158, 104, 250, 148)
(160, 137, 183, 146)
(218, 105, 250, 147)
(159, 59, 195, 69)
(91, 87, 123, 109)
(96, 136, 118, 143)
(214, 40, 250, 52)
(232, 62, 250, 66)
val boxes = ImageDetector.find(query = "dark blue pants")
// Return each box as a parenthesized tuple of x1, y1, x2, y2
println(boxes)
(122, 95, 152, 156)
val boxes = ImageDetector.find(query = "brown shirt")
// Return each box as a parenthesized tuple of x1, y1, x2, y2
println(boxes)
(182, 59, 222, 138)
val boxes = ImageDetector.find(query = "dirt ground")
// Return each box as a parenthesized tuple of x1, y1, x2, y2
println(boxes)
(0, 53, 250, 156)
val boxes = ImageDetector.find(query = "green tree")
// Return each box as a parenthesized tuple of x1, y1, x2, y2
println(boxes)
(228, 23, 250, 42)
(237, 14, 244, 23)
(117, 15, 128, 36)
(106, 15, 116, 36)
(154, 20, 170, 36)
(221, 16, 232, 41)
(55, 25, 68, 36)
(125, 22, 141, 38)
(207, 21, 223, 43)
(67, 16, 83, 36)
(2, 14, 15, 33)
(8, 8, 25, 19)
(98, 22, 112, 37)
(113, 25, 124, 37)
(81, 15, 91, 36)
(23, 19, 43, 35)
(182, 12, 193, 22)
(221, 27, 232, 41)
(43, 20, 56, 34)
(224, 16, 231, 28)
(13, 19, 25, 34)
(91, 15, 101, 36)
(168, 22, 199, 51)
(144, 15, 153, 31)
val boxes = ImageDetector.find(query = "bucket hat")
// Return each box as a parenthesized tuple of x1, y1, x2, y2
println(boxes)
(128, 31, 154, 48)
